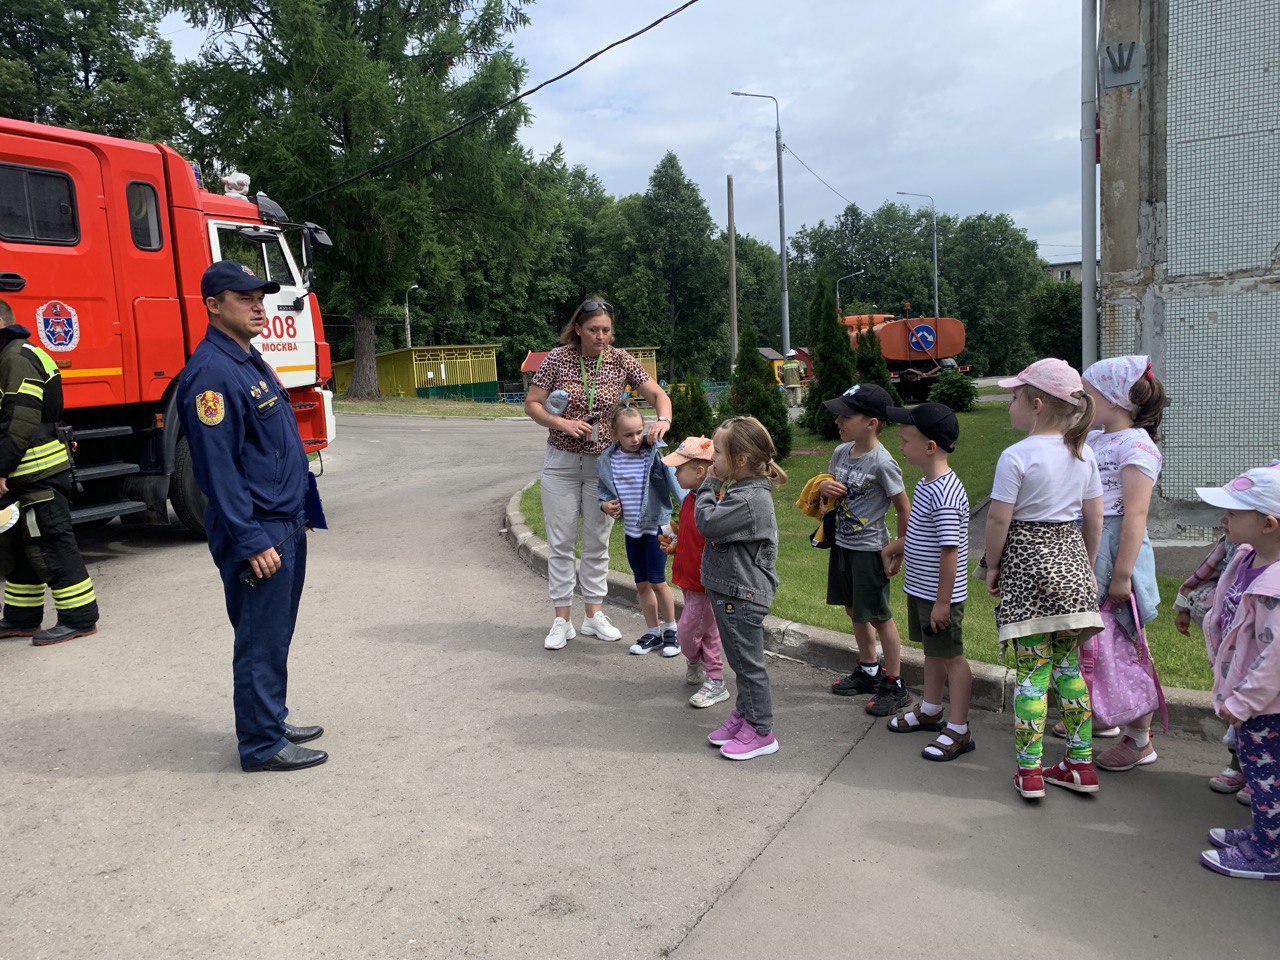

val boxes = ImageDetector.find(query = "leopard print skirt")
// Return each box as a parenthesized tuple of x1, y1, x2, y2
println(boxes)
(996, 520, 1104, 648)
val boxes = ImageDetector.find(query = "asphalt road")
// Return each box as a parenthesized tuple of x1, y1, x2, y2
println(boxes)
(1, 414, 1273, 960)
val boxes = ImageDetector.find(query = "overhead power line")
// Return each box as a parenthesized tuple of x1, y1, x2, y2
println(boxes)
(295, 0, 705, 204)
(782, 144, 853, 207)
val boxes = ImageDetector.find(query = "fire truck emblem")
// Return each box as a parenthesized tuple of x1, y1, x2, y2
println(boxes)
(196, 390, 226, 426)
(35, 300, 80, 352)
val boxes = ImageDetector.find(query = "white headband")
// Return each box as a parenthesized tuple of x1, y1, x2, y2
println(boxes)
(1083, 355, 1150, 413)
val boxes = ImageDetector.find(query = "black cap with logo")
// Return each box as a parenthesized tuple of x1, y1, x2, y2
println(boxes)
(201, 260, 281, 300)
(823, 383, 892, 420)
(884, 401, 960, 452)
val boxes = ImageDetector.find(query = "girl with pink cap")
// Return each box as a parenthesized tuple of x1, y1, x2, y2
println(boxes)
(1080, 355, 1170, 771)
(985, 358, 1105, 799)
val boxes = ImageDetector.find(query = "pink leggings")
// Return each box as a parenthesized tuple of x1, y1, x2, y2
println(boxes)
(678, 590, 723, 681)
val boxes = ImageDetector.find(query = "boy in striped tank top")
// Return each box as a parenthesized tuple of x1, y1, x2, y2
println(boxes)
(882, 403, 974, 761)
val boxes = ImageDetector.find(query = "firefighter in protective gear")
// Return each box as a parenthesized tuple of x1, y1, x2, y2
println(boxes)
(0, 298, 99, 646)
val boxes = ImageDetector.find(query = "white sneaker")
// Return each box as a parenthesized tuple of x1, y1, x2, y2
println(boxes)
(580, 611, 622, 642)
(690, 680, 730, 709)
(544, 617, 575, 650)
(686, 660, 707, 686)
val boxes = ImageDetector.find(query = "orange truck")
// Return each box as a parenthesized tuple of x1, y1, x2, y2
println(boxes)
(0, 117, 335, 534)
(841, 313, 968, 400)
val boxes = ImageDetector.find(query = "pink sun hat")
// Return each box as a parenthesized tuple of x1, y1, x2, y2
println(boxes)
(1196, 463, 1280, 517)
(998, 358, 1086, 406)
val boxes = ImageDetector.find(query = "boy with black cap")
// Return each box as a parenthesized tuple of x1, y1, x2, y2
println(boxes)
(882, 402, 974, 761)
(821, 384, 913, 716)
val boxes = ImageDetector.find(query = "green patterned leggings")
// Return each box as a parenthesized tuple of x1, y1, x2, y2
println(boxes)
(1014, 632, 1093, 769)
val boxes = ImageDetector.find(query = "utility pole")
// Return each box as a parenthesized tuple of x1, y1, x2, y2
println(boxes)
(1081, 0, 1099, 366)
(727, 175, 739, 371)
(403, 284, 418, 349)
(732, 91, 790, 355)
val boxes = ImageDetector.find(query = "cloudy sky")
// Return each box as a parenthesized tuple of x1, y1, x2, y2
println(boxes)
(163, 0, 1088, 263)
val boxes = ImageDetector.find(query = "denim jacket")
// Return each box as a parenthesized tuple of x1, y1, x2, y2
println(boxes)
(694, 475, 779, 606)
(596, 439, 686, 530)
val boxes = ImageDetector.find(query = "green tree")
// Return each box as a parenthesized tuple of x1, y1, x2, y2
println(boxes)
(640, 152, 724, 380)
(720, 314, 791, 460)
(0, 0, 184, 141)
(668, 378, 716, 446)
(1023, 277, 1084, 368)
(803, 267, 856, 441)
(941, 213, 1043, 375)
(175, 0, 559, 398)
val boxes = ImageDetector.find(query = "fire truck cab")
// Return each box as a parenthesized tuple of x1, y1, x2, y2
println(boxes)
(0, 117, 335, 534)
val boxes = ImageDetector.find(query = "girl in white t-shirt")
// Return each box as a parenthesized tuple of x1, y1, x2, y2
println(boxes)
(1080, 355, 1170, 771)
(986, 359, 1105, 799)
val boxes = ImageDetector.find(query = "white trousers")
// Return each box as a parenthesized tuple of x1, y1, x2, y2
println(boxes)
(540, 445, 614, 606)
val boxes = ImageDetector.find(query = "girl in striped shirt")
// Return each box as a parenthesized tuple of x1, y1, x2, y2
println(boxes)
(598, 405, 684, 655)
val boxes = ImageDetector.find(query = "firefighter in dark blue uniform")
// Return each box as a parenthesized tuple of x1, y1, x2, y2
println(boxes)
(177, 262, 326, 772)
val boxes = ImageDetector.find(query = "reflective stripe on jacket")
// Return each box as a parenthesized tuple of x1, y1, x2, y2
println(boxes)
(0, 326, 70, 484)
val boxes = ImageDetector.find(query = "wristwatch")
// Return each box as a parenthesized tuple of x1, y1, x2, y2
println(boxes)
(655, 416, 670, 423)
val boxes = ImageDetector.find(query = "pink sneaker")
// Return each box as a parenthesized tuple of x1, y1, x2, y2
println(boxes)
(1095, 735, 1158, 772)
(719, 724, 780, 760)
(1209, 767, 1246, 794)
(1238, 784, 1254, 806)
(708, 709, 745, 746)
(1044, 758, 1100, 793)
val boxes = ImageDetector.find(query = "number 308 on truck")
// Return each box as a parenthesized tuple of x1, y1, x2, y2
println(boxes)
(0, 117, 336, 535)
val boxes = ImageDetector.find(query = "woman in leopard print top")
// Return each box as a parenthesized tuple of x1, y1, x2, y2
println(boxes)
(524, 298, 673, 651)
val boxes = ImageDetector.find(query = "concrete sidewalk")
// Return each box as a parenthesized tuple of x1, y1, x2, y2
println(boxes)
(672, 706, 1275, 960)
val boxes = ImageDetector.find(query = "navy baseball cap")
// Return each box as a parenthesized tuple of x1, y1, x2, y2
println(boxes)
(201, 260, 280, 300)
(823, 383, 892, 420)
(885, 401, 960, 452)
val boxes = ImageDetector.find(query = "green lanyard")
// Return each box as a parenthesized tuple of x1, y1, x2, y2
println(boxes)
(579, 350, 604, 413)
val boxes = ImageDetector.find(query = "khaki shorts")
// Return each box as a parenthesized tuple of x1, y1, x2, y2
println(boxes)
(906, 594, 965, 659)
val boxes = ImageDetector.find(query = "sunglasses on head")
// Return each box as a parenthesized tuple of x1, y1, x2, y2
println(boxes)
(579, 299, 614, 316)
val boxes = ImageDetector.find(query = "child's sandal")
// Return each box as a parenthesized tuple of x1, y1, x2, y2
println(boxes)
(922, 729, 975, 762)
(887, 707, 946, 733)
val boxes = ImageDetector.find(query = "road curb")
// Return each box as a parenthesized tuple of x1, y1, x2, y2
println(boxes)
(502, 480, 1220, 741)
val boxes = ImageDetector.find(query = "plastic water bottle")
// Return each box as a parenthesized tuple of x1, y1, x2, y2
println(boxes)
(545, 389, 570, 415)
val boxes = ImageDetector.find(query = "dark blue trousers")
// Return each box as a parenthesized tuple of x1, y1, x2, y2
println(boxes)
(217, 522, 308, 769)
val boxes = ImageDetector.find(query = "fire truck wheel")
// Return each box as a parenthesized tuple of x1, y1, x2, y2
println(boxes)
(171, 435, 209, 537)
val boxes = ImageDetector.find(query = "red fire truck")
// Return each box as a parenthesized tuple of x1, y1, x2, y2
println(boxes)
(0, 117, 335, 534)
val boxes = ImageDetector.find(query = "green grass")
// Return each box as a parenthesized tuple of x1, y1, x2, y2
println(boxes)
(519, 407, 1213, 690)
(335, 397, 525, 419)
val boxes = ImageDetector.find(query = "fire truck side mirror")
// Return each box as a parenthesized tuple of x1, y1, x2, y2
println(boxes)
(304, 223, 332, 247)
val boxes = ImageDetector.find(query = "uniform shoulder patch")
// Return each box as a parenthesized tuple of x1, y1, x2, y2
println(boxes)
(196, 389, 226, 426)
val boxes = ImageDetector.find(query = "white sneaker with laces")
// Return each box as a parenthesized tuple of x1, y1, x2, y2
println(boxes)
(580, 612, 622, 641)
(544, 617, 575, 650)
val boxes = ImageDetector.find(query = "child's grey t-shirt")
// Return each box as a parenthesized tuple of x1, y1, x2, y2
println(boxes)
(828, 442, 905, 550)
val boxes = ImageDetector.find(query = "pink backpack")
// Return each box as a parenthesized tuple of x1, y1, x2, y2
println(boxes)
(1083, 596, 1169, 731)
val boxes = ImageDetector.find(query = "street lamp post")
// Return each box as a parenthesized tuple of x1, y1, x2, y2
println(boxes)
(403, 284, 419, 349)
(835, 269, 864, 316)
(733, 91, 791, 355)
(896, 191, 939, 318)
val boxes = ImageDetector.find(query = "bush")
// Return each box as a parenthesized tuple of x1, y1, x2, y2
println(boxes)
(803, 267, 857, 441)
(668, 377, 716, 446)
(928, 370, 979, 412)
(719, 314, 792, 460)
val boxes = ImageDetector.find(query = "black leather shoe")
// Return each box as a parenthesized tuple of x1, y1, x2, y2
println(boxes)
(244, 742, 328, 772)
(31, 624, 97, 647)
(0, 619, 40, 639)
(283, 720, 324, 744)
